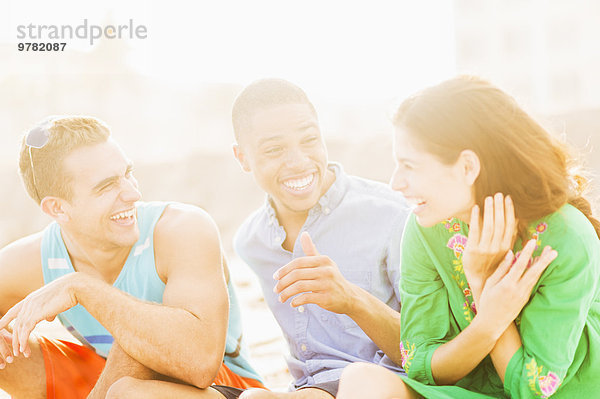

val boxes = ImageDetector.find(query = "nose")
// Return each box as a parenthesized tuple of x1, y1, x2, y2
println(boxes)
(120, 176, 141, 203)
(389, 165, 407, 192)
(283, 146, 310, 170)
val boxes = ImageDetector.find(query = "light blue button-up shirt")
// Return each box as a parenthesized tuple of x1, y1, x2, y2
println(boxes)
(234, 163, 408, 389)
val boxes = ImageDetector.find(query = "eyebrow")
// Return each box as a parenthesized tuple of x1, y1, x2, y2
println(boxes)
(256, 123, 318, 147)
(257, 135, 284, 147)
(93, 163, 134, 192)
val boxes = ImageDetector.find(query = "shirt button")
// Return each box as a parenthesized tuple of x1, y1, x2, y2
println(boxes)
(298, 306, 305, 313)
(323, 207, 331, 215)
(301, 344, 307, 352)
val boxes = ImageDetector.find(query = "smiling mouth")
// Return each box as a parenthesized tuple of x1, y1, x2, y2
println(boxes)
(405, 197, 426, 207)
(110, 208, 136, 224)
(282, 173, 315, 191)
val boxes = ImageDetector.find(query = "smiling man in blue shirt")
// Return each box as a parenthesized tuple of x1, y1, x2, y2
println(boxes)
(231, 79, 408, 398)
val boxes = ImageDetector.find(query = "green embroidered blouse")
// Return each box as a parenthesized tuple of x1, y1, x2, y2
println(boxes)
(398, 204, 600, 398)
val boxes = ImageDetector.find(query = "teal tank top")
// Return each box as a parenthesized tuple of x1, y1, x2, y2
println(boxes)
(41, 201, 262, 382)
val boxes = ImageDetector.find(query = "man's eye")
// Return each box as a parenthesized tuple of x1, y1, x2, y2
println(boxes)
(265, 146, 282, 155)
(99, 183, 114, 192)
(302, 136, 318, 144)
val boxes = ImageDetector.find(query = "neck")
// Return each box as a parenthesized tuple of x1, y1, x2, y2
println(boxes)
(60, 229, 131, 283)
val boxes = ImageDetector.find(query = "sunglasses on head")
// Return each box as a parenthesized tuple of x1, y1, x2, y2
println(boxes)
(26, 119, 54, 202)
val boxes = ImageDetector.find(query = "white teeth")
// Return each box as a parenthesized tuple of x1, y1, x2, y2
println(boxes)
(283, 174, 314, 190)
(110, 209, 135, 220)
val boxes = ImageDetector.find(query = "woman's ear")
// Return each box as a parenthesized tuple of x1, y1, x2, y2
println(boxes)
(459, 149, 481, 186)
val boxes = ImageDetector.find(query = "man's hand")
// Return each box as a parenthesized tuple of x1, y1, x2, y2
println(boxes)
(0, 329, 14, 369)
(0, 273, 79, 358)
(273, 232, 358, 315)
(462, 193, 517, 290)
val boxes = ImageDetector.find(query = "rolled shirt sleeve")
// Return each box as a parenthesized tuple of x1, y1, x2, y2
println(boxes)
(399, 214, 457, 384)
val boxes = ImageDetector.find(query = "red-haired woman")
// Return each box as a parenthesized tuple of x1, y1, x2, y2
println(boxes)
(338, 76, 600, 398)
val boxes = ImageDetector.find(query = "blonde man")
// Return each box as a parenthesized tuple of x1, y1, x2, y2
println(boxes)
(0, 116, 264, 399)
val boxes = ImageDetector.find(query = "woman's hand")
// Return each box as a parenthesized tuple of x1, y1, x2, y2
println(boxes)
(462, 193, 517, 291)
(476, 239, 558, 339)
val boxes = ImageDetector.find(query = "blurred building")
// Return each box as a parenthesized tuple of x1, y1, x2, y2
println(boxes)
(453, 0, 600, 114)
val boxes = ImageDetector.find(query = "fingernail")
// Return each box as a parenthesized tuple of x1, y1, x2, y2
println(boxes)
(272, 271, 279, 280)
(0, 363, 5, 369)
(6, 356, 12, 363)
(273, 285, 278, 293)
(278, 295, 283, 303)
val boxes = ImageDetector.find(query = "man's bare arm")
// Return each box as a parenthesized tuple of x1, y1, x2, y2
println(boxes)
(2, 205, 229, 388)
(0, 233, 45, 316)
(78, 205, 229, 387)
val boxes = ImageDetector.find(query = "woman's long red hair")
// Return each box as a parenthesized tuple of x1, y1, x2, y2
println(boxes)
(393, 75, 600, 238)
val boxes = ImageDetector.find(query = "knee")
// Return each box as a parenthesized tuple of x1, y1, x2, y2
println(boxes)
(106, 376, 140, 399)
(341, 362, 381, 382)
(338, 363, 406, 399)
(338, 362, 379, 397)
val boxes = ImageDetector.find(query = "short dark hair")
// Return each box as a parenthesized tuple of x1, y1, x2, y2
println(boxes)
(231, 78, 317, 141)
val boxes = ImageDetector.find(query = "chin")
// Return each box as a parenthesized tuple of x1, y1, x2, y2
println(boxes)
(415, 214, 440, 228)
(114, 229, 140, 248)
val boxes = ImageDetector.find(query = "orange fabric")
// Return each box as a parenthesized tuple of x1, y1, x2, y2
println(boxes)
(39, 337, 106, 399)
(212, 361, 266, 390)
(38, 337, 265, 398)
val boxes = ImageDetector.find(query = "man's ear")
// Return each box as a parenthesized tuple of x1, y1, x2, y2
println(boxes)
(40, 197, 70, 223)
(232, 143, 251, 173)
(459, 149, 481, 186)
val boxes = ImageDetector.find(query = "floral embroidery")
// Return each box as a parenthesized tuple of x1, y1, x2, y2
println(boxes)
(515, 221, 549, 268)
(536, 222, 548, 234)
(539, 372, 561, 397)
(447, 233, 467, 259)
(400, 341, 416, 372)
(444, 222, 476, 323)
(529, 222, 548, 250)
(442, 219, 454, 232)
(526, 358, 561, 397)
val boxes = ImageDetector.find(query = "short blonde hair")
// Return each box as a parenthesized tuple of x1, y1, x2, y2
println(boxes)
(19, 116, 111, 204)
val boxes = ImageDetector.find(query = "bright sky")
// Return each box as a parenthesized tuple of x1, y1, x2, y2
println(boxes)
(1, 0, 456, 103)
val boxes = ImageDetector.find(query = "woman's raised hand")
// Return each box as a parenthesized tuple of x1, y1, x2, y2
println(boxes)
(462, 193, 517, 288)
(476, 240, 558, 337)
